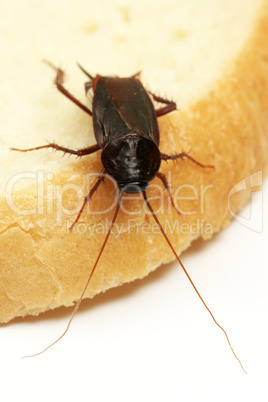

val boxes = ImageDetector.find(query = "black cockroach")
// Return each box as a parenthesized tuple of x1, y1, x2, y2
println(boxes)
(12, 61, 246, 372)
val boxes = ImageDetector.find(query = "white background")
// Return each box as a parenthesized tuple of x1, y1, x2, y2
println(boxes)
(1, 179, 268, 402)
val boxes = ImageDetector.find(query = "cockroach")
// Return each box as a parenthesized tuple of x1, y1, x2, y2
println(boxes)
(11, 61, 246, 372)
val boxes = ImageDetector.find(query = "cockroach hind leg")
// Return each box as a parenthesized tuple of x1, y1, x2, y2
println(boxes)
(130, 70, 142, 79)
(43, 60, 93, 116)
(43, 59, 59, 72)
(149, 91, 177, 117)
(77, 62, 94, 80)
(43, 60, 67, 88)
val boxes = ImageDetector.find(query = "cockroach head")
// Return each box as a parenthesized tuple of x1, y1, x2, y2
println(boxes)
(101, 134, 161, 194)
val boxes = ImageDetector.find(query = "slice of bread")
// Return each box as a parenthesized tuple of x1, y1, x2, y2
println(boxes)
(1, 0, 268, 322)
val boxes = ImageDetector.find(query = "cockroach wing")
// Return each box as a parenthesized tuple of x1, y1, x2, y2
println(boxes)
(92, 77, 160, 147)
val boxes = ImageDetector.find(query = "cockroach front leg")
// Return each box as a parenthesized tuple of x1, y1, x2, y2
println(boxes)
(156, 172, 181, 215)
(161, 152, 214, 169)
(69, 170, 106, 230)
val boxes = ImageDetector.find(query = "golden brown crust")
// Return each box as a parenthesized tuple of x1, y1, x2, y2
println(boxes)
(1, 3, 268, 323)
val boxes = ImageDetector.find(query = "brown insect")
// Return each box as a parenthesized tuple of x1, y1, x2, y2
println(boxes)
(12, 61, 246, 373)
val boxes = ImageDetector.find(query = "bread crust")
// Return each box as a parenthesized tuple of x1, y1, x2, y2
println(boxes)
(1, 2, 268, 323)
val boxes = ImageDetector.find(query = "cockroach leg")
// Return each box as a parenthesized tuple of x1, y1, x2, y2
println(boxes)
(69, 170, 106, 231)
(43, 60, 93, 116)
(11, 143, 100, 157)
(149, 92, 177, 117)
(130, 70, 142, 79)
(76, 63, 94, 95)
(156, 172, 181, 215)
(161, 152, 214, 169)
(77, 63, 94, 80)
